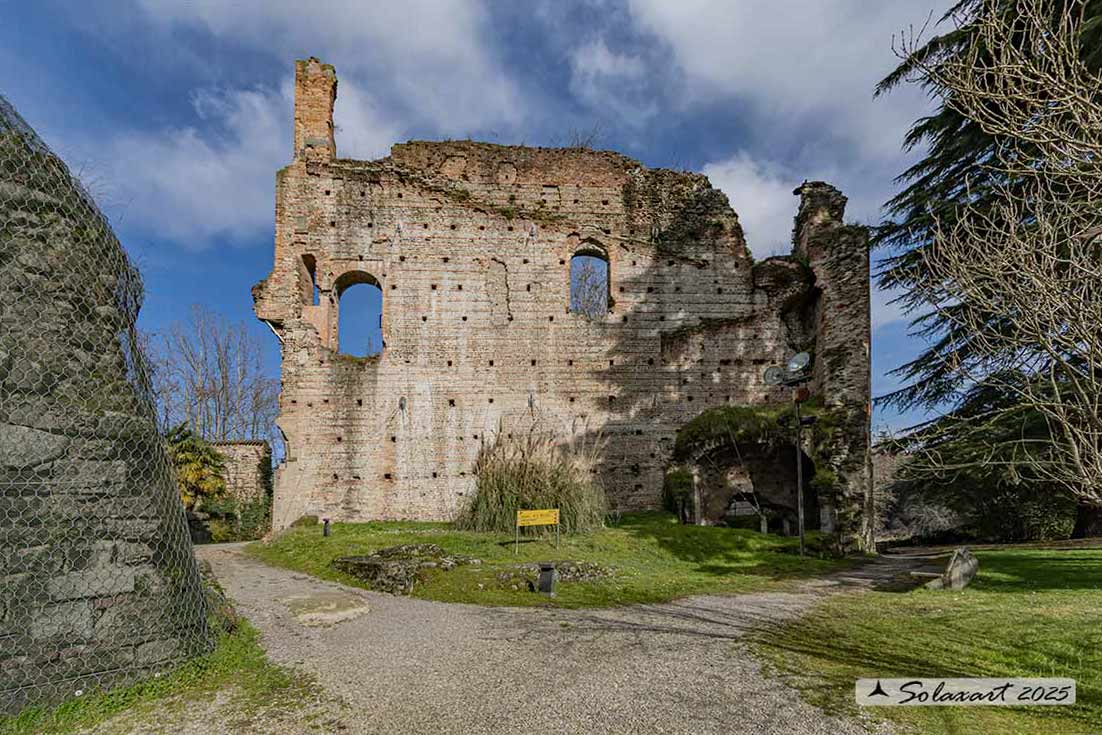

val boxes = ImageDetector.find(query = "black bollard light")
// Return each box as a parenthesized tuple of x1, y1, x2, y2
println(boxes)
(537, 562, 557, 595)
(323, 518, 331, 537)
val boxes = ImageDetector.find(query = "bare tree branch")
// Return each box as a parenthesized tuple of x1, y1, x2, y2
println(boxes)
(570, 256, 609, 319)
(898, 0, 1102, 505)
(145, 305, 280, 446)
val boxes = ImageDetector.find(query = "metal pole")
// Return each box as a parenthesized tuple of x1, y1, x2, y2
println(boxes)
(795, 395, 805, 557)
(515, 521, 519, 555)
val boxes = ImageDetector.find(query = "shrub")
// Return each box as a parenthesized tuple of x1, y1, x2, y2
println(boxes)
(662, 467, 694, 524)
(207, 517, 236, 544)
(456, 421, 608, 534)
(201, 493, 272, 543)
(967, 488, 1077, 542)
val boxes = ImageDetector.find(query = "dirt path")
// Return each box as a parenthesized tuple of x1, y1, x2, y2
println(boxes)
(124, 545, 918, 735)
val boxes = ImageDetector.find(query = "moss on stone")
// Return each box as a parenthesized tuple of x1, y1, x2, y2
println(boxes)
(673, 398, 848, 475)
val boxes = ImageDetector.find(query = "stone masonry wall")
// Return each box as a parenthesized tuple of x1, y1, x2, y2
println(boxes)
(254, 58, 874, 549)
(0, 96, 209, 713)
(793, 182, 874, 551)
(212, 441, 271, 503)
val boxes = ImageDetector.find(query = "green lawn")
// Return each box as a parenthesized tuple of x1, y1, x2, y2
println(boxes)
(754, 549, 1102, 735)
(246, 511, 850, 608)
(0, 623, 318, 735)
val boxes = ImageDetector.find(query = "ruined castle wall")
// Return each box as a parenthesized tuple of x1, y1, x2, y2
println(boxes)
(254, 59, 873, 549)
(794, 183, 874, 549)
(212, 441, 271, 503)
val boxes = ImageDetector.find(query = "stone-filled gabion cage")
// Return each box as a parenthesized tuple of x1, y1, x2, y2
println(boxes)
(0, 95, 211, 714)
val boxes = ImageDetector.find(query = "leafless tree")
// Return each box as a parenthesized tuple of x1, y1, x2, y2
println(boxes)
(566, 123, 603, 150)
(364, 333, 382, 357)
(146, 305, 280, 444)
(548, 123, 604, 150)
(570, 255, 609, 319)
(898, 1, 1102, 506)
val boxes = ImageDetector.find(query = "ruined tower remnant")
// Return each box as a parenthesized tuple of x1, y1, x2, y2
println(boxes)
(0, 96, 210, 712)
(254, 58, 874, 550)
(212, 440, 272, 505)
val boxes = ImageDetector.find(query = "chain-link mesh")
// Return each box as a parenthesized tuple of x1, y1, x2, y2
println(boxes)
(0, 94, 212, 714)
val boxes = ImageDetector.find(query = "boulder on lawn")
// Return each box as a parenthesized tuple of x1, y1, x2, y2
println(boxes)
(923, 547, 979, 590)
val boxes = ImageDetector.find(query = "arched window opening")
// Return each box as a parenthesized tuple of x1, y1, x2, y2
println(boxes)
(569, 246, 609, 318)
(334, 271, 383, 357)
(300, 254, 319, 306)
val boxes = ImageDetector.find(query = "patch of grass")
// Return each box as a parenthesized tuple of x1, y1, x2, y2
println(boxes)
(754, 549, 1102, 734)
(247, 511, 850, 608)
(0, 622, 313, 735)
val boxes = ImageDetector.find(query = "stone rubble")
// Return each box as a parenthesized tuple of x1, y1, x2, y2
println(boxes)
(331, 543, 482, 595)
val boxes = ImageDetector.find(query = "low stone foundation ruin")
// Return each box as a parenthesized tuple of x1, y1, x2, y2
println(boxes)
(254, 58, 874, 550)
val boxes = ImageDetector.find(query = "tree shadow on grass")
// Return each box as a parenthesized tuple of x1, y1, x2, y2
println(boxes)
(970, 550, 1102, 592)
(611, 511, 879, 584)
(752, 610, 1102, 732)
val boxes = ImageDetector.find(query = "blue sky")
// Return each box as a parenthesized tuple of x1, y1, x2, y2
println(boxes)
(2, 0, 951, 432)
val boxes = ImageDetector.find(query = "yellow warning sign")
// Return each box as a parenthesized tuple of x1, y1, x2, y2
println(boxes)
(516, 509, 560, 527)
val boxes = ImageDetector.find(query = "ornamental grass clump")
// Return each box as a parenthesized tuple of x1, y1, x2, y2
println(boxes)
(457, 421, 608, 535)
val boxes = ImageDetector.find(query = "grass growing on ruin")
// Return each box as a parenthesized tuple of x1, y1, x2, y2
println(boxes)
(753, 549, 1102, 735)
(0, 623, 321, 735)
(246, 511, 850, 608)
(456, 423, 608, 534)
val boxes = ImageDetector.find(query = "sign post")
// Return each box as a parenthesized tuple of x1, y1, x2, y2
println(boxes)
(515, 509, 560, 554)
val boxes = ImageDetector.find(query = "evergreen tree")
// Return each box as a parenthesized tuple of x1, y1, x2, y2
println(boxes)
(878, 0, 1102, 536)
(875, 0, 1102, 411)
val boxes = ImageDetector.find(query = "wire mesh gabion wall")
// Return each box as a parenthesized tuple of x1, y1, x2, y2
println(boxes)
(0, 95, 211, 714)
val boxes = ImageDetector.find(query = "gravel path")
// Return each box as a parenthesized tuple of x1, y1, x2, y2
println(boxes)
(171, 545, 916, 735)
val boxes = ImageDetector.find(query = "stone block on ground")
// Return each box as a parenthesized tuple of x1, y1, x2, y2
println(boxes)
(922, 547, 979, 590)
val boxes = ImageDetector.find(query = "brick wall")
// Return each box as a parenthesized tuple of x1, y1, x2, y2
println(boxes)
(212, 441, 271, 503)
(253, 58, 874, 549)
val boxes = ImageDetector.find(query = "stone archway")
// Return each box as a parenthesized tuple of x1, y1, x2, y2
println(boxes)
(687, 441, 820, 534)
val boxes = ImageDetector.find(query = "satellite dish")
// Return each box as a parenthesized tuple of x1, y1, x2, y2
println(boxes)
(787, 352, 811, 373)
(763, 366, 785, 386)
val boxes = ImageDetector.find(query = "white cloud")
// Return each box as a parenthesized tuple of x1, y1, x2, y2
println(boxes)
(624, 0, 947, 161)
(705, 152, 912, 332)
(333, 81, 402, 161)
(703, 153, 797, 258)
(101, 78, 399, 245)
(704, 152, 908, 330)
(52, 0, 516, 247)
(132, 0, 521, 133)
(569, 38, 657, 124)
(572, 37, 647, 80)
